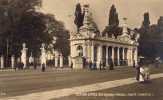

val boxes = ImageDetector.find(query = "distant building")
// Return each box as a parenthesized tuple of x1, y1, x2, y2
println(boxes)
(70, 4, 140, 69)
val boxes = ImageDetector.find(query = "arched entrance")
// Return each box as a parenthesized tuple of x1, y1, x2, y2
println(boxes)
(77, 45, 83, 57)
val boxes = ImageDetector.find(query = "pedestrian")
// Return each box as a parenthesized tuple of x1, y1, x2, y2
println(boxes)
(71, 61, 73, 68)
(103, 61, 105, 70)
(139, 66, 145, 83)
(99, 61, 102, 70)
(89, 60, 92, 70)
(29, 56, 34, 68)
(144, 67, 150, 82)
(42, 63, 46, 72)
(136, 63, 140, 81)
(93, 62, 96, 70)
(109, 60, 114, 70)
(133, 60, 136, 68)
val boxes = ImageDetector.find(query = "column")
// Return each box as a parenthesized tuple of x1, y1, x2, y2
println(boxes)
(59, 54, 63, 67)
(122, 48, 125, 66)
(97, 45, 102, 69)
(117, 47, 120, 66)
(70, 44, 74, 57)
(11, 55, 15, 69)
(122, 48, 125, 60)
(127, 48, 130, 66)
(111, 46, 115, 64)
(0, 56, 4, 69)
(106, 46, 109, 66)
(91, 45, 94, 63)
(130, 48, 134, 66)
(68, 56, 71, 67)
(83, 44, 87, 58)
(55, 56, 58, 67)
(134, 48, 138, 66)
(87, 43, 91, 62)
(127, 48, 132, 66)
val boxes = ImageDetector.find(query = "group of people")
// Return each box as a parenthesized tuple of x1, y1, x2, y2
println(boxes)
(87, 60, 105, 70)
(14, 57, 38, 71)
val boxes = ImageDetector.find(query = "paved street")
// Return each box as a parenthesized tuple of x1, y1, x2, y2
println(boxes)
(56, 77, 163, 100)
(0, 65, 163, 100)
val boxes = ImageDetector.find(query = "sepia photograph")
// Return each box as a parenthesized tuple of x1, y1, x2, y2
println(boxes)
(0, 0, 163, 100)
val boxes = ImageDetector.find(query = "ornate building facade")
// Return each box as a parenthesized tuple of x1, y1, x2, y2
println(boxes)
(70, 4, 140, 69)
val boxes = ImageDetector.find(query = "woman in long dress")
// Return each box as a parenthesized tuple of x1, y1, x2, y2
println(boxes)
(139, 66, 145, 82)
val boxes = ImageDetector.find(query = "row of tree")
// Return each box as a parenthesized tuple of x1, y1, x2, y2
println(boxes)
(138, 12, 163, 59)
(0, 0, 70, 58)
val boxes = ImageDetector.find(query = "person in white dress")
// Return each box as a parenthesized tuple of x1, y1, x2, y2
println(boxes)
(139, 66, 145, 82)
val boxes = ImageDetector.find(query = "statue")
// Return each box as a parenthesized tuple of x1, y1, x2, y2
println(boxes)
(59, 53, 63, 67)
(40, 43, 47, 68)
(21, 43, 28, 69)
(29, 53, 34, 67)
(135, 33, 140, 42)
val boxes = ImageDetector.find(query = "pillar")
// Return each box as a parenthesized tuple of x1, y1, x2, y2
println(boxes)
(55, 56, 59, 67)
(127, 48, 133, 66)
(0, 56, 4, 69)
(111, 47, 115, 64)
(68, 56, 71, 67)
(130, 48, 134, 66)
(122, 48, 125, 66)
(91, 45, 94, 63)
(97, 45, 102, 69)
(87, 43, 91, 62)
(127, 48, 130, 66)
(117, 47, 120, 66)
(83, 44, 87, 58)
(134, 48, 138, 66)
(122, 48, 125, 60)
(106, 46, 109, 66)
(59, 54, 63, 67)
(11, 55, 15, 69)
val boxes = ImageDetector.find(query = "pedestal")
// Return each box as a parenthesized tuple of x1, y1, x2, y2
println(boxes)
(60, 55, 63, 67)
(73, 56, 83, 69)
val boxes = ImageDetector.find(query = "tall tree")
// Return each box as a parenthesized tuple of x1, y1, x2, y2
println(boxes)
(142, 12, 150, 28)
(74, 3, 84, 32)
(109, 4, 119, 27)
(138, 12, 161, 59)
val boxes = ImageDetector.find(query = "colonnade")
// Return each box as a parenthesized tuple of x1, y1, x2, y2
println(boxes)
(82, 43, 138, 68)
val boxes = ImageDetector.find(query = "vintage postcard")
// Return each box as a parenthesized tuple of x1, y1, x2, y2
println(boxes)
(0, 0, 163, 100)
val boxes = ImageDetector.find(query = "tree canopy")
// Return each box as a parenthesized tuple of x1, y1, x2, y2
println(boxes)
(74, 3, 84, 32)
(138, 13, 163, 59)
(102, 4, 120, 37)
(0, 0, 69, 58)
(109, 4, 119, 27)
(142, 12, 150, 29)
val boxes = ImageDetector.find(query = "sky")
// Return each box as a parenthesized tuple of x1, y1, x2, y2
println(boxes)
(40, 0, 163, 32)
